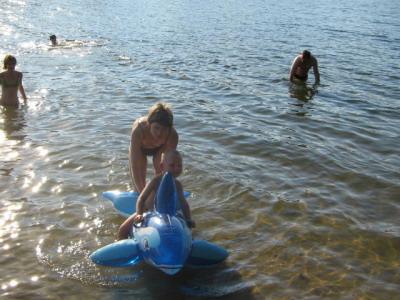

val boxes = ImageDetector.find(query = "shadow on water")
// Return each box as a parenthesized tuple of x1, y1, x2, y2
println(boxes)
(288, 81, 318, 102)
(0, 106, 27, 176)
(0, 106, 27, 141)
(46, 255, 256, 299)
(104, 263, 257, 300)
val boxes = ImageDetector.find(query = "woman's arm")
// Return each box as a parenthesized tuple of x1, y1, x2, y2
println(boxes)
(129, 121, 147, 192)
(167, 127, 179, 149)
(19, 85, 27, 103)
(18, 73, 27, 102)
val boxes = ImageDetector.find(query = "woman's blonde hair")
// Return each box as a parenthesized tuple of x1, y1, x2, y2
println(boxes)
(3, 55, 17, 69)
(147, 102, 173, 127)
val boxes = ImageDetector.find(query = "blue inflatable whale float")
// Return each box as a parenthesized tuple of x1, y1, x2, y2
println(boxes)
(90, 172, 228, 275)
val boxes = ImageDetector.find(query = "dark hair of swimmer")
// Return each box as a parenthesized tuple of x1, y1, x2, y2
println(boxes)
(49, 35, 57, 41)
(302, 50, 311, 60)
(147, 102, 173, 127)
(3, 54, 17, 69)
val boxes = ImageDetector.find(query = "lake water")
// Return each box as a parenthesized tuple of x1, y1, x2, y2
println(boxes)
(1, 0, 399, 299)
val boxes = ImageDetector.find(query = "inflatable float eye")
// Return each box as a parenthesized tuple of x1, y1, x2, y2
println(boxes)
(136, 227, 160, 251)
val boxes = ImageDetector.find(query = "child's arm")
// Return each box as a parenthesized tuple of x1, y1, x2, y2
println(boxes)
(176, 180, 195, 228)
(117, 214, 136, 240)
(118, 177, 159, 240)
(129, 123, 146, 192)
(135, 176, 159, 219)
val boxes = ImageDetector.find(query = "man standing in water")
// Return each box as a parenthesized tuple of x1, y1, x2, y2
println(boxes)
(289, 50, 320, 84)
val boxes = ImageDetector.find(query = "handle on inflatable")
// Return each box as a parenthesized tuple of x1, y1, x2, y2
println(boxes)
(133, 221, 142, 228)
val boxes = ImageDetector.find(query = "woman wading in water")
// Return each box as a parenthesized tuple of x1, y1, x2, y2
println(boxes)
(129, 102, 178, 193)
(0, 55, 27, 107)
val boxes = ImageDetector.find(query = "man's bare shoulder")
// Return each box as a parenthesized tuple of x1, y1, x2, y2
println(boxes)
(292, 55, 302, 66)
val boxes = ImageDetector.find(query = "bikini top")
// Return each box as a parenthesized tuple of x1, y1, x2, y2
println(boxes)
(141, 145, 164, 156)
(0, 73, 21, 88)
(139, 120, 171, 156)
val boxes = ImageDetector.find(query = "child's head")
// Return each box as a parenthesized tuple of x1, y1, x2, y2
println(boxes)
(3, 55, 17, 70)
(161, 149, 183, 178)
(302, 50, 311, 61)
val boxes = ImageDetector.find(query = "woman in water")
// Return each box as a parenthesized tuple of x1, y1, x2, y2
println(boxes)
(129, 102, 178, 192)
(0, 55, 27, 107)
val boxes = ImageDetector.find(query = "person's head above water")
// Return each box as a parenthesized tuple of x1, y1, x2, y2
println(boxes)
(302, 50, 311, 61)
(147, 102, 173, 128)
(3, 54, 17, 70)
(161, 149, 183, 178)
(49, 35, 57, 46)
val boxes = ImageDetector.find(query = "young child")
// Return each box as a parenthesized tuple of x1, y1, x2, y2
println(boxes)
(0, 55, 27, 107)
(118, 149, 195, 240)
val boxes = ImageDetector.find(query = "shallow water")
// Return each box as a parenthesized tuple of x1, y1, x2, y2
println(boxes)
(1, 0, 399, 299)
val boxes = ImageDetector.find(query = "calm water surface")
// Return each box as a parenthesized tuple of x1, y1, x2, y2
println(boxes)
(1, 0, 399, 299)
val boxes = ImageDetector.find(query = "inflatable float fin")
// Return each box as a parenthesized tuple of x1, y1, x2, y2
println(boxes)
(102, 191, 139, 218)
(155, 172, 178, 215)
(102, 190, 190, 218)
(186, 240, 228, 267)
(90, 239, 142, 267)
